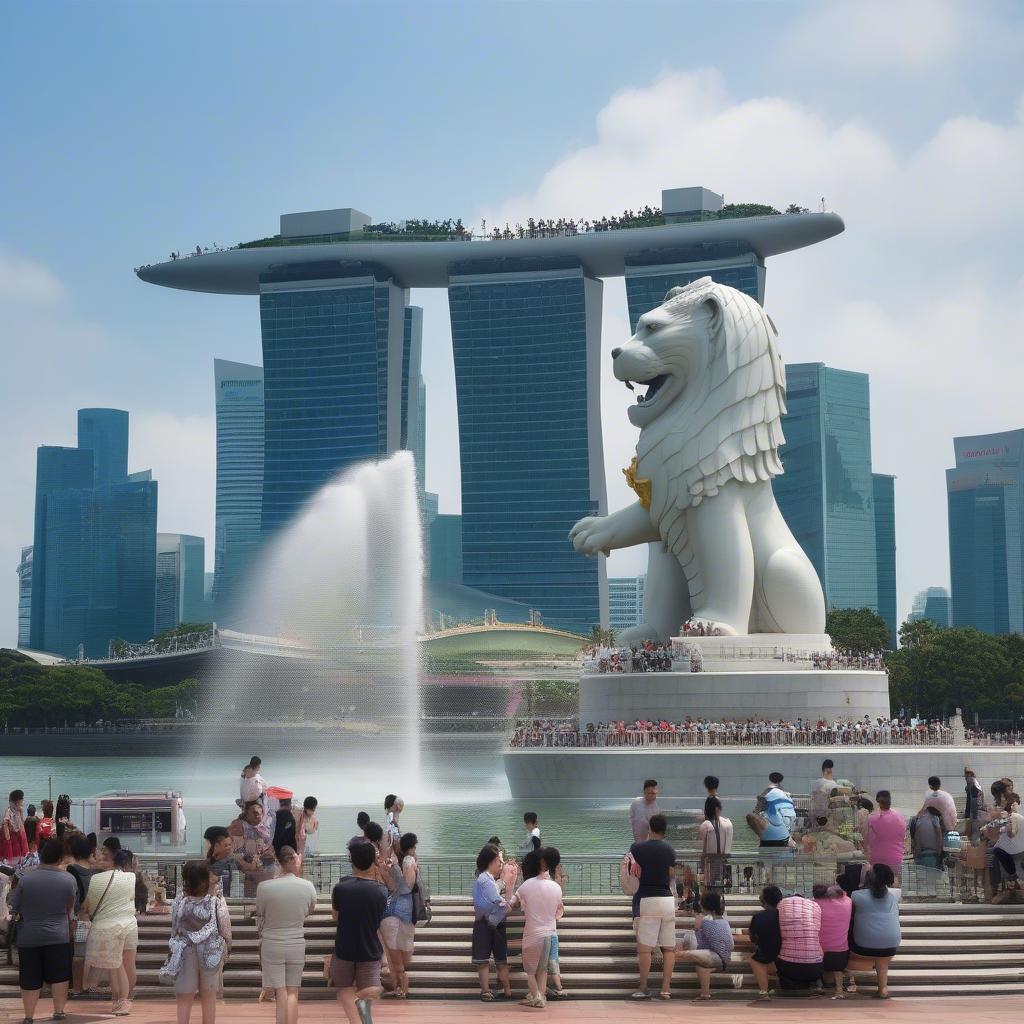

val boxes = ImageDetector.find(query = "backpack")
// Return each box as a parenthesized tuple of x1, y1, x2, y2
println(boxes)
(620, 852, 640, 896)
(273, 809, 297, 855)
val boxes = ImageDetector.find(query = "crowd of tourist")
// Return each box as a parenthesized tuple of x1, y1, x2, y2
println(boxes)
(4, 754, 1023, 1016)
(510, 716, 960, 749)
(582, 641, 675, 673)
(809, 650, 886, 670)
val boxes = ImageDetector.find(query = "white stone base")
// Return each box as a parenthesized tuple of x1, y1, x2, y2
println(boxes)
(505, 745, 1024, 809)
(580, 668, 890, 726)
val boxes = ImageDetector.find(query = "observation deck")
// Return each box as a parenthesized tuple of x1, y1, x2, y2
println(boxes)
(135, 211, 844, 294)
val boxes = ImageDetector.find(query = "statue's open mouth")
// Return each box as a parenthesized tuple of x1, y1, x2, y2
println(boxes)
(625, 373, 670, 405)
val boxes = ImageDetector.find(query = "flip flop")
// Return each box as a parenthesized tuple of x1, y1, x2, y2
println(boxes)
(479, 991, 495, 1001)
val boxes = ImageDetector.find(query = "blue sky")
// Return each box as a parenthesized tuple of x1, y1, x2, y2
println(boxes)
(2, 0, 1023, 646)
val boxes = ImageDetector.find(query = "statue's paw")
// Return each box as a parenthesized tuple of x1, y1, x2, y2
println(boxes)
(688, 616, 739, 637)
(568, 516, 613, 557)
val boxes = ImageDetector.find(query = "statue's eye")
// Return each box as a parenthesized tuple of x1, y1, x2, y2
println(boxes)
(644, 322, 662, 335)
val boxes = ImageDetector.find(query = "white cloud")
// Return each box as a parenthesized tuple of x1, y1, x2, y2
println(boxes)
(779, 0, 963, 73)
(479, 69, 1024, 623)
(0, 248, 66, 305)
(132, 412, 217, 569)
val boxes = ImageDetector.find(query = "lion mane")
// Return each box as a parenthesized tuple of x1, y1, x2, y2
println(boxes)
(637, 277, 787, 608)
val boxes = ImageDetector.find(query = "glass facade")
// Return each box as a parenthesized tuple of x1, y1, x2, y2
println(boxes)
(16, 545, 32, 648)
(402, 306, 427, 495)
(946, 429, 1024, 634)
(30, 416, 158, 659)
(448, 262, 607, 633)
(429, 514, 463, 585)
(908, 586, 951, 628)
(258, 266, 405, 537)
(213, 359, 264, 622)
(155, 533, 206, 634)
(77, 408, 129, 487)
(608, 574, 646, 634)
(774, 363, 881, 618)
(624, 248, 764, 331)
(873, 474, 897, 648)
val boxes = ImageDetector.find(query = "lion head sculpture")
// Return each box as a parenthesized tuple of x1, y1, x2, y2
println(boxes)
(613, 276, 787, 515)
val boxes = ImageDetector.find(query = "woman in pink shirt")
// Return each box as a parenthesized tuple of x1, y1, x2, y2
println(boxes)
(865, 791, 907, 873)
(814, 884, 852, 997)
(510, 850, 564, 1009)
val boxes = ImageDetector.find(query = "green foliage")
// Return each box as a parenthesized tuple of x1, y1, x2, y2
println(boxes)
(521, 680, 578, 717)
(0, 653, 201, 726)
(152, 622, 212, 651)
(589, 626, 617, 646)
(716, 203, 781, 219)
(885, 624, 1024, 720)
(826, 607, 891, 653)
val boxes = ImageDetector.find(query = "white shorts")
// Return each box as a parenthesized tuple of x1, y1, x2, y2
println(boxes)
(636, 896, 676, 949)
(380, 915, 415, 954)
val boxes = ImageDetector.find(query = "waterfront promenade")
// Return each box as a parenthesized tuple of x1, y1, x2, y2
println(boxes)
(2, 995, 1021, 1022)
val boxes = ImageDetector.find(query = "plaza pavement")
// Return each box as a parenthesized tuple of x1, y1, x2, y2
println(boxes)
(1, 996, 1021, 1024)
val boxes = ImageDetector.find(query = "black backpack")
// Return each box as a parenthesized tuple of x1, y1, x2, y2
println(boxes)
(273, 809, 297, 855)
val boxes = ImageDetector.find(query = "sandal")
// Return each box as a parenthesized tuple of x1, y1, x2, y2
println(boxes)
(658, 991, 672, 1000)
(480, 991, 495, 1001)
(692, 994, 712, 1002)
(756, 991, 772, 1001)
(631, 989, 651, 999)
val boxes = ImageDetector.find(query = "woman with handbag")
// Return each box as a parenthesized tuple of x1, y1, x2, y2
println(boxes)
(66, 833, 98, 997)
(83, 848, 140, 1016)
(471, 843, 513, 1001)
(254, 846, 316, 1024)
(380, 832, 418, 999)
(163, 861, 232, 1024)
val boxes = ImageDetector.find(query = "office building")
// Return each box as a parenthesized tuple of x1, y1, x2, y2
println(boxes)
(155, 534, 206, 634)
(449, 259, 607, 633)
(138, 192, 844, 634)
(947, 429, 1024, 634)
(608, 574, 646, 634)
(873, 473, 897, 648)
(775, 364, 895, 634)
(213, 359, 264, 620)
(908, 587, 951, 628)
(429, 513, 463, 586)
(29, 411, 158, 659)
(16, 546, 32, 648)
(77, 408, 129, 487)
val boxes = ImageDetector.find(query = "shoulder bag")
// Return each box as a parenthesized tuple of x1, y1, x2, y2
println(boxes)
(76, 870, 115, 945)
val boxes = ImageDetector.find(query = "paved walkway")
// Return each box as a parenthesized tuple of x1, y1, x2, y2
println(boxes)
(1, 997, 1021, 1024)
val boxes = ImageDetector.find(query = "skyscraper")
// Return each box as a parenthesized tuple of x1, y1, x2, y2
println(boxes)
(29, 411, 158, 659)
(608, 574, 646, 634)
(429, 514, 463, 586)
(77, 408, 129, 487)
(259, 254, 405, 538)
(16, 546, 32, 648)
(213, 359, 264, 620)
(908, 587, 951, 628)
(774, 364, 890, 626)
(947, 429, 1024, 634)
(449, 259, 607, 633)
(155, 534, 206, 634)
(402, 305, 426, 496)
(873, 473, 897, 648)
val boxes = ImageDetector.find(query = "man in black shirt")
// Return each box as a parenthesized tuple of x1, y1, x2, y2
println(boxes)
(332, 841, 388, 1024)
(747, 885, 783, 1000)
(628, 813, 677, 999)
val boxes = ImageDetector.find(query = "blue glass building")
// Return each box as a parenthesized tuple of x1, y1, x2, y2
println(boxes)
(608, 574, 646, 634)
(908, 587, 951, 628)
(258, 264, 406, 537)
(946, 429, 1024, 634)
(155, 534, 206, 634)
(774, 364, 889, 629)
(16, 545, 32, 648)
(872, 473, 897, 648)
(213, 359, 264, 621)
(402, 306, 426, 495)
(77, 408, 129, 487)
(429, 514, 463, 586)
(448, 260, 607, 633)
(29, 412, 158, 659)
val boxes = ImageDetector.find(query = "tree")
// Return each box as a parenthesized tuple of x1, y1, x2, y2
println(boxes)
(898, 618, 939, 649)
(589, 626, 617, 646)
(826, 607, 890, 653)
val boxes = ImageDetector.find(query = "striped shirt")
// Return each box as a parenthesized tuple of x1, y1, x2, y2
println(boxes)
(778, 895, 823, 963)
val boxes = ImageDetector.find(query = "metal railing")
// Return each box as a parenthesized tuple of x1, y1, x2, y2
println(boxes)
(136, 849, 994, 905)
(509, 725, 963, 748)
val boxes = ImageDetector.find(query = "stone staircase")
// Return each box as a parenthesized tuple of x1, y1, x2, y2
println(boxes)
(4, 894, 1024, 1000)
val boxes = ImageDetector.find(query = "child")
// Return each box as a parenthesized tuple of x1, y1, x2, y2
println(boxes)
(299, 796, 319, 856)
(541, 848, 568, 999)
(0, 790, 28, 862)
(519, 812, 541, 856)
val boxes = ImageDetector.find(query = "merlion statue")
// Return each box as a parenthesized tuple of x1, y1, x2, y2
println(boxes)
(569, 277, 825, 640)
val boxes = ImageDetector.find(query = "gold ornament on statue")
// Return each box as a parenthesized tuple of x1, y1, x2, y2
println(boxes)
(623, 456, 652, 509)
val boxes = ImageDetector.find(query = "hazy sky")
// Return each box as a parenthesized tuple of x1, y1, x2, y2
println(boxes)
(2, 0, 1023, 647)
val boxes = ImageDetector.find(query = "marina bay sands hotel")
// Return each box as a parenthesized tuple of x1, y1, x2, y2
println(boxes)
(137, 187, 844, 633)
